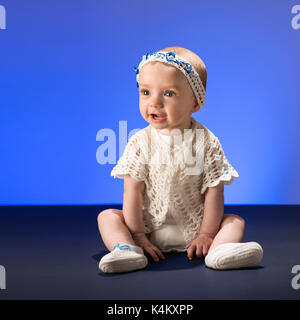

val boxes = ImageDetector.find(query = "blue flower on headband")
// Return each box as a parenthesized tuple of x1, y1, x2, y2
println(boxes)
(165, 51, 176, 62)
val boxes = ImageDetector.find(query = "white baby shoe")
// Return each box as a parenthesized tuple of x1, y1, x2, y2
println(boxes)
(99, 243, 148, 273)
(204, 242, 263, 270)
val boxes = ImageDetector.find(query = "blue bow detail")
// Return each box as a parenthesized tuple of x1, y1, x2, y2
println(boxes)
(113, 243, 131, 251)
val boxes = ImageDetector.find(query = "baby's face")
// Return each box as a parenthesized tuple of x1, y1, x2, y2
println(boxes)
(138, 62, 199, 135)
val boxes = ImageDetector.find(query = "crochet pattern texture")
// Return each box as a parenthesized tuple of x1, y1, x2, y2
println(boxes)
(111, 117, 239, 245)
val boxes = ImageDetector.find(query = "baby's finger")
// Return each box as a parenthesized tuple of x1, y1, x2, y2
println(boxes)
(187, 244, 196, 260)
(196, 244, 203, 258)
(146, 246, 160, 262)
(203, 245, 209, 256)
(152, 246, 166, 260)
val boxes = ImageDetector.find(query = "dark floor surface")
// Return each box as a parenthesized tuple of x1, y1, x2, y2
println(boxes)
(0, 205, 300, 300)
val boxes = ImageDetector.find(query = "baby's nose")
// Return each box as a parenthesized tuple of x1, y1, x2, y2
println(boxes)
(150, 102, 163, 110)
(149, 95, 163, 108)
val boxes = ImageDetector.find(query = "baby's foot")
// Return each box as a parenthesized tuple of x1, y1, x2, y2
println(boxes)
(99, 243, 148, 273)
(204, 242, 263, 270)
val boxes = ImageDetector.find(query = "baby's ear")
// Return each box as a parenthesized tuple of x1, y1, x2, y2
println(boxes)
(191, 105, 200, 115)
(193, 101, 200, 112)
(194, 96, 199, 107)
(194, 105, 200, 113)
(191, 96, 200, 113)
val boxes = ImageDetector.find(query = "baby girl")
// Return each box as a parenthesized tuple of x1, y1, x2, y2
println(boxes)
(97, 46, 263, 273)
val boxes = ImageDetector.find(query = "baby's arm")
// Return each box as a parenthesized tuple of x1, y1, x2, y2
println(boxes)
(199, 181, 224, 237)
(123, 175, 165, 262)
(122, 174, 146, 235)
(187, 182, 224, 260)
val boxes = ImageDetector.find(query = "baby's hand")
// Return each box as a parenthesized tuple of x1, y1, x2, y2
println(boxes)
(187, 233, 214, 260)
(132, 232, 166, 262)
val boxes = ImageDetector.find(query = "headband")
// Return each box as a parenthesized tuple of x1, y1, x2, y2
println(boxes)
(134, 51, 206, 110)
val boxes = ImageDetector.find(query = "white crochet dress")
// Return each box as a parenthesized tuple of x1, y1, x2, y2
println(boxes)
(111, 117, 239, 248)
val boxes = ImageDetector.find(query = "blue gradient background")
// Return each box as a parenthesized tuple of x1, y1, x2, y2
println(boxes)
(0, 0, 299, 205)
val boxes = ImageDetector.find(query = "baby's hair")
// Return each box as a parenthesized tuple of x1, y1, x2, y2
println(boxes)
(158, 46, 207, 90)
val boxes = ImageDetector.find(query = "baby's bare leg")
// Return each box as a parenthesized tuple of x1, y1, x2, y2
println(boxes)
(97, 209, 136, 251)
(208, 214, 245, 253)
(205, 214, 263, 270)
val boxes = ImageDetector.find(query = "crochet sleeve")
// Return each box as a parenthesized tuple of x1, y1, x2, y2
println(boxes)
(200, 134, 239, 195)
(110, 133, 148, 182)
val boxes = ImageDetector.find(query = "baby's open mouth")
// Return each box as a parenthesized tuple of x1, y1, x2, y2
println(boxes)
(150, 113, 167, 123)
(151, 113, 167, 119)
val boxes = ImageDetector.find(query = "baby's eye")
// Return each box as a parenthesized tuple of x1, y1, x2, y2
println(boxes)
(165, 91, 176, 97)
(139, 89, 176, 97)
(140, 89, 149, 95)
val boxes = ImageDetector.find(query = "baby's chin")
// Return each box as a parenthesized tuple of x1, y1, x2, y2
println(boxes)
(148, 120, 186, 136)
